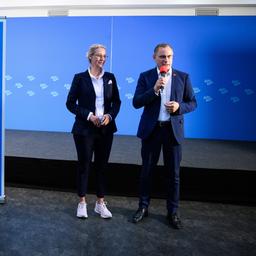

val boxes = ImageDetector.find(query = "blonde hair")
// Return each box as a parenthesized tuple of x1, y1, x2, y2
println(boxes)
(86, 44, 106, 63)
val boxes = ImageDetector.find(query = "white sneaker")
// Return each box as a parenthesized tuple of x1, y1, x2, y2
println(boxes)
(77, 202, 88, 218)
(94, 201, 112, 219)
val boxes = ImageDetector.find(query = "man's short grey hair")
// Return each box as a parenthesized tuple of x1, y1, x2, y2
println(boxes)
(154, 43, 173, 54)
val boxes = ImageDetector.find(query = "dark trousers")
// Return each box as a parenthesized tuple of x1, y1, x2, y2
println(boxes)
(139, 122, 182, 214)
(73, 131, 113, 198)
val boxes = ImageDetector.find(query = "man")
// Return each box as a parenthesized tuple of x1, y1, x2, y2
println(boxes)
(132, 43, 197, 229)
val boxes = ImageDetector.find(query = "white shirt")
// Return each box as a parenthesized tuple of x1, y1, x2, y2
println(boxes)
(158, 68, 172, 121)
(87, 68, 104, 120)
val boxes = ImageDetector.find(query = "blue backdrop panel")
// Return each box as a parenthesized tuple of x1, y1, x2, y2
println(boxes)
(5, 16, 256, 141)
(5, 16, 112, 132)
(0, 18, 5, 202)
(112, 16, 256, 140)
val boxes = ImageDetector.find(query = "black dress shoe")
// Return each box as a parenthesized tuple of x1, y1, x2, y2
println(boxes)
(132, 208, 148, 223)
(167, 213, 183, 229)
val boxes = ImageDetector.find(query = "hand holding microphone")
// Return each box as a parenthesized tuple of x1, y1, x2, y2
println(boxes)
(159, 65, 169, 92)
(154, 65, 169, 93)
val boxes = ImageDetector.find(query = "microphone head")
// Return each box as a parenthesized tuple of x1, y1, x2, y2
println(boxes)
(159, 65, 169, 75)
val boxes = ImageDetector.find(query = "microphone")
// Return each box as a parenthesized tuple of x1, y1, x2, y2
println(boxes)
(159, 65, 169, 92)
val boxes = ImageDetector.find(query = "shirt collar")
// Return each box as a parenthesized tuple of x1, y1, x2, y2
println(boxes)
(88, 68, 105, 79)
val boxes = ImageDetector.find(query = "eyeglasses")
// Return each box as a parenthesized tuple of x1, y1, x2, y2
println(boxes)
(158, 55, 173, 59)
(94, 54, 108, 59)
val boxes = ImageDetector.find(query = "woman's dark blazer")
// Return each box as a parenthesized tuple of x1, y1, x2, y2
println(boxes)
(66, 70, 121, 135)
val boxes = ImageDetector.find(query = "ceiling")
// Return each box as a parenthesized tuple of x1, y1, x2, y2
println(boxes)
(1, 0, 256, 17)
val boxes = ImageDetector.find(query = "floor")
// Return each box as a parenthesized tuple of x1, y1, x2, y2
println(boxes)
(0, 186, 256, 256)
(5, 129, 256, 170)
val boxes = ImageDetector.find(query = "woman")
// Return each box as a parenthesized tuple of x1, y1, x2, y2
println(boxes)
(66, 44, 121, 219)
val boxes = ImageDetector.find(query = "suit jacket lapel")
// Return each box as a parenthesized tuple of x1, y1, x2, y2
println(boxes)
(153, 68, 158, 84)
(170, 69, 177, 100)
(152, 68, 161, 108)
(103, 73, 114, 100)
(83, 70, 96, 98)
(103, 74, 108, 100)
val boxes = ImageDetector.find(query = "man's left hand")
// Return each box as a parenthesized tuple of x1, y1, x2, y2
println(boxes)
(164, 101, 179, 113)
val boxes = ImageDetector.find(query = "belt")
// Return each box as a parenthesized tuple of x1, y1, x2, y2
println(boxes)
(157, 121, 171, 127)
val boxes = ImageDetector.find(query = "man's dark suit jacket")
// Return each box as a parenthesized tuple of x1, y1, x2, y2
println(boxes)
(133, 67, 197, 144)
(66, 70, 121, 135)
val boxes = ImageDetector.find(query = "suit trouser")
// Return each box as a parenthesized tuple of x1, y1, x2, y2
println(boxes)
(73, 131, 113, 198)
(139, 122, 182, 214)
